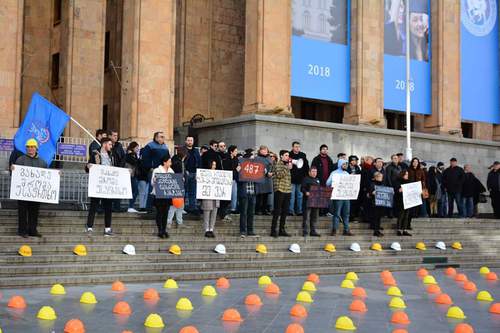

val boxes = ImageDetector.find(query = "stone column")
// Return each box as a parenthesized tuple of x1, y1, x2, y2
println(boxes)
(60, 0, 106, 137)
(242, 0, 292, 116)
(0, 0, 23, 137)
(343, 0, 385, 127)
(121, 0, 176, 144)
(423, 0, 462, 136)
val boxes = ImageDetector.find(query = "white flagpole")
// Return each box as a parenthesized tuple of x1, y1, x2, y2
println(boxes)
(405, 0, 412, 161)
(70, 117, 100, 146)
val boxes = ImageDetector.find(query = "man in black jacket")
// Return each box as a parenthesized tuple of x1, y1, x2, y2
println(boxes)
(311, 145, 334, 186)
(88, 129, 106, 156)
(201, 139, 223, 169)
(462, 164, 486, 218)
(487, 161, 500, 218)
(289, 141, 309, 216)
(109, 130, 126, 212)
(443, 157, 465, 218)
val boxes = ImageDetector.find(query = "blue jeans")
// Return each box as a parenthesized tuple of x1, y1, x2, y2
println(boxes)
(129, 177, 139, 208)
(332, 200, 350, 232)
(185, 172, 197, 212)
(231, 180, 238, 211)
(289, 183, 303, 214)
(438, 192, 448, 217)
(462, 196, 474, 218)
(137, 180, 148, 209)
(448, 192, 464, 218)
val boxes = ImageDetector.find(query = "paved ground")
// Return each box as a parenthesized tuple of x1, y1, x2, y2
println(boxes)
(0, 268, 499, 333)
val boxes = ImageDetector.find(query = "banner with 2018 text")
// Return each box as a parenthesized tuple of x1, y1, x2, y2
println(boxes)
(196, 169, 233, 201)
(10, 165, 60, 204)
(88, 164, 132, 199)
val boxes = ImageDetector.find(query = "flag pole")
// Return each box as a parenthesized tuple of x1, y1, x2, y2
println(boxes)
(405, 0, 412, 161)
(70, 117, 100, 146)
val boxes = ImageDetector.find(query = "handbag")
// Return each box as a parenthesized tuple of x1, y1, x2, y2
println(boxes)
(421, 188, 429, 199)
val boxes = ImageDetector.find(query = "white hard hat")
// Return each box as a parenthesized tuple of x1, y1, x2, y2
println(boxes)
(435, 241, 446, 250)
(214, 244, 226, 254)
(350, 243, 361, 252)
(390, 242, 402, 251)
(289, 243, 301, 254)
(122, 244, 136, 255)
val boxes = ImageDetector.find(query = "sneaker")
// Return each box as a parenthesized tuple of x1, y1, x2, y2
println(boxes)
(343, 230, 354, 236)
(104, 229, 113, 237)
(270, 231, 278, 238)
(86, 227, 93, 233)
(240, 234, 246, 238)
(373, 230, 384, 237)
(158, 232, 165, 239)
(209, 231, 216, 238)
(402, 231, 412, 236)
(127, 208, 139, 213)
(205, 231, 211, 238)
(164, 232, 170, 239)
(397, 230, 403, 236)
(326, 212, 333, 217)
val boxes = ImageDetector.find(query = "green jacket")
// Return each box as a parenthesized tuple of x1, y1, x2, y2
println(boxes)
(272, 160, 291, 193)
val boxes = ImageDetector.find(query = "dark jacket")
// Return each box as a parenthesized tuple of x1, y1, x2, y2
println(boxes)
(223, 156, 239, 180)
(125, 151, 140, 177)
(462, 172, 485, 198)
(289, 151, 309, 184)
(442, 166, 465, 193)
(301, 175, 320, 194)
(182, 146, 201, 174)
(112, 141, 126, 167)
(141, 141, 170, 170)
(14, 154, 48, 169)
(201, 148, 222, 170)
(171, 155, 185, 175)
(386, 163, 402, 189)
(346, 164, 361, 175)
(85, 149, 114, 173)
(369, 166, 387, 185)
(9, 149, 24, 167)
(89, 140, 101, 156)
(487, 169, 500, 193)
(311, 154, 334, 186)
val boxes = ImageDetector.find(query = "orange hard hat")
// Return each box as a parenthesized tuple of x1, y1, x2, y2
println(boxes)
(455, 274, 468, 282)
(221, 308, 243, 322)
(454, 323, 474, 333)
(391, 311, 411, 325)
(290, 304, 308, 318)
(489, 303, 500, 314)
(172, 197, 184, 209)
(306, 273, 320, 284)
(64, 319, 85, 333)
(285, 323, 304, 333)
(111, 280, 126, 292)
(352, 287, 367, 298)
(349, 299, 367, 312)
(435, 293, 453, 305)
(380, 270, 393, 279)
(383, 276, 397, 286)
(417, 268, 429, 278)
(426, 284, 441, 294)
(7, 295, 27, 309)
(143, 288, 160, 300)
(113, 301, 132, 315)
(486, 272, 498, 281)
(463, 281, 477, 292)
(179, 326, 200, 333)
(265, 283, 281, 294)
(216, 277, 231, 288)
(445, 267, 457, 276)
(244, 294, 263, 306)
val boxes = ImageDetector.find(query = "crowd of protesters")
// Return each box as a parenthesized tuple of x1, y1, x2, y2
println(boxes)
(10, 129, 500, 239)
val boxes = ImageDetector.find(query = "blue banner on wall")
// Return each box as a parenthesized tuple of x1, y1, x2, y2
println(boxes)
(383, 0, 431, 115)
(461, 0, 499, 124)
(291, 0, 350, 103)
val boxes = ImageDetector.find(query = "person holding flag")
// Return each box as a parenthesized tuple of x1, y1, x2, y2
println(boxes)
(11, 139, 47, 238)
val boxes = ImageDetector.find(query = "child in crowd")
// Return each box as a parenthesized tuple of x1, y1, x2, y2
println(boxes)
(202, 160, 220, 238)
(151, 155, 173, 238)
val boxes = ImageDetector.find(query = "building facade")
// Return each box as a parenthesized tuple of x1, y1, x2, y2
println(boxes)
(1, 0, 499, 146)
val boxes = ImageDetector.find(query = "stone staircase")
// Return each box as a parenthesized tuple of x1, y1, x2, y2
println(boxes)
(0, 209, 499, 288)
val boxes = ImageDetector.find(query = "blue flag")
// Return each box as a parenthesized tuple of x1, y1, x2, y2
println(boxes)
(14, 92, 70, 165)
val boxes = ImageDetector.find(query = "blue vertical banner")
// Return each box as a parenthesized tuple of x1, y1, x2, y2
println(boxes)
(461, 0, 499, 124)
(383, 0, 432, 115)
(291, 0, 350, 103)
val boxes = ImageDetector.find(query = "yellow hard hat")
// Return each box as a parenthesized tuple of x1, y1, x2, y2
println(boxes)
(201, 285, 217, 297)
(389, 297, 407, 309)
(163, 278, 178, 289)
(73, 244, 87, 256)
(447, 306, 466, 319)
(169, 244, 182, 255)
(480, 266, 490, 275)
(25, 138, 38, 148)
(387, 286, 403, 297)
(144, 313, 165, 328)
(79, 291, 97, 304)
(345, 272, 359, 281)
(371, 243, 382, 251)
(476, 290, 494, 302)
(37, 306, 57, 320)
(296, 291, 313, 303)
(335, 316, 356, 331)
(50, 283, 66, 295)
(416, 242, 427, 251)
(302, 281, 317, 292)
(256, 244, 268, 254)
(176, 297, 194, 311)
(258, 275, 272, 285)
(423, 275, 438, 285)
(324, 243, 336, 252)
(340, 279, 355, 289)
(451, 242, 463, 250)
(18, 245, 32, 257)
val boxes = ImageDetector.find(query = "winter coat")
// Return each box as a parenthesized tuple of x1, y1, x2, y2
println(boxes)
(14, 154, 48, 169)
(408, 166, 427, 189)
(141, 141, 170, 171)
(311, 154, 334, 185)
(289, 151, 309, 184)
(385, 163, 402, 189)
(442, 166, 465, 193)
(487, 170, 500, 193)
(462, 173, 485, 198)
(181, 146, 201, 174)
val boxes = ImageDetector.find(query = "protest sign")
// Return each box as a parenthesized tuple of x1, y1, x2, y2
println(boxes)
(196, 169, 233, 200)
(330, 174, 361, 200)
(10, 165, 60, 204)
(238, 158, 265, 183)
(153, 173, 185, 199)
(374, 185, 394, 208)
(402, 181, 423, 209)
(307, 185, 332, 208)
(88, 164, 132, 199)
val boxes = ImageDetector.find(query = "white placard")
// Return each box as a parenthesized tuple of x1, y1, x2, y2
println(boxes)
(196, 169, 233, 200)
(330, 174, 361, 200)
(88, 164, 132, 199)
(10, 165, 60, 204)
(402, 181, 423, 209)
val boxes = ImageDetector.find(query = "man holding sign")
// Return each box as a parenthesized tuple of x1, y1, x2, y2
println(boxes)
(326, 159, 358, 236)
(11, 139, 48, 238)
